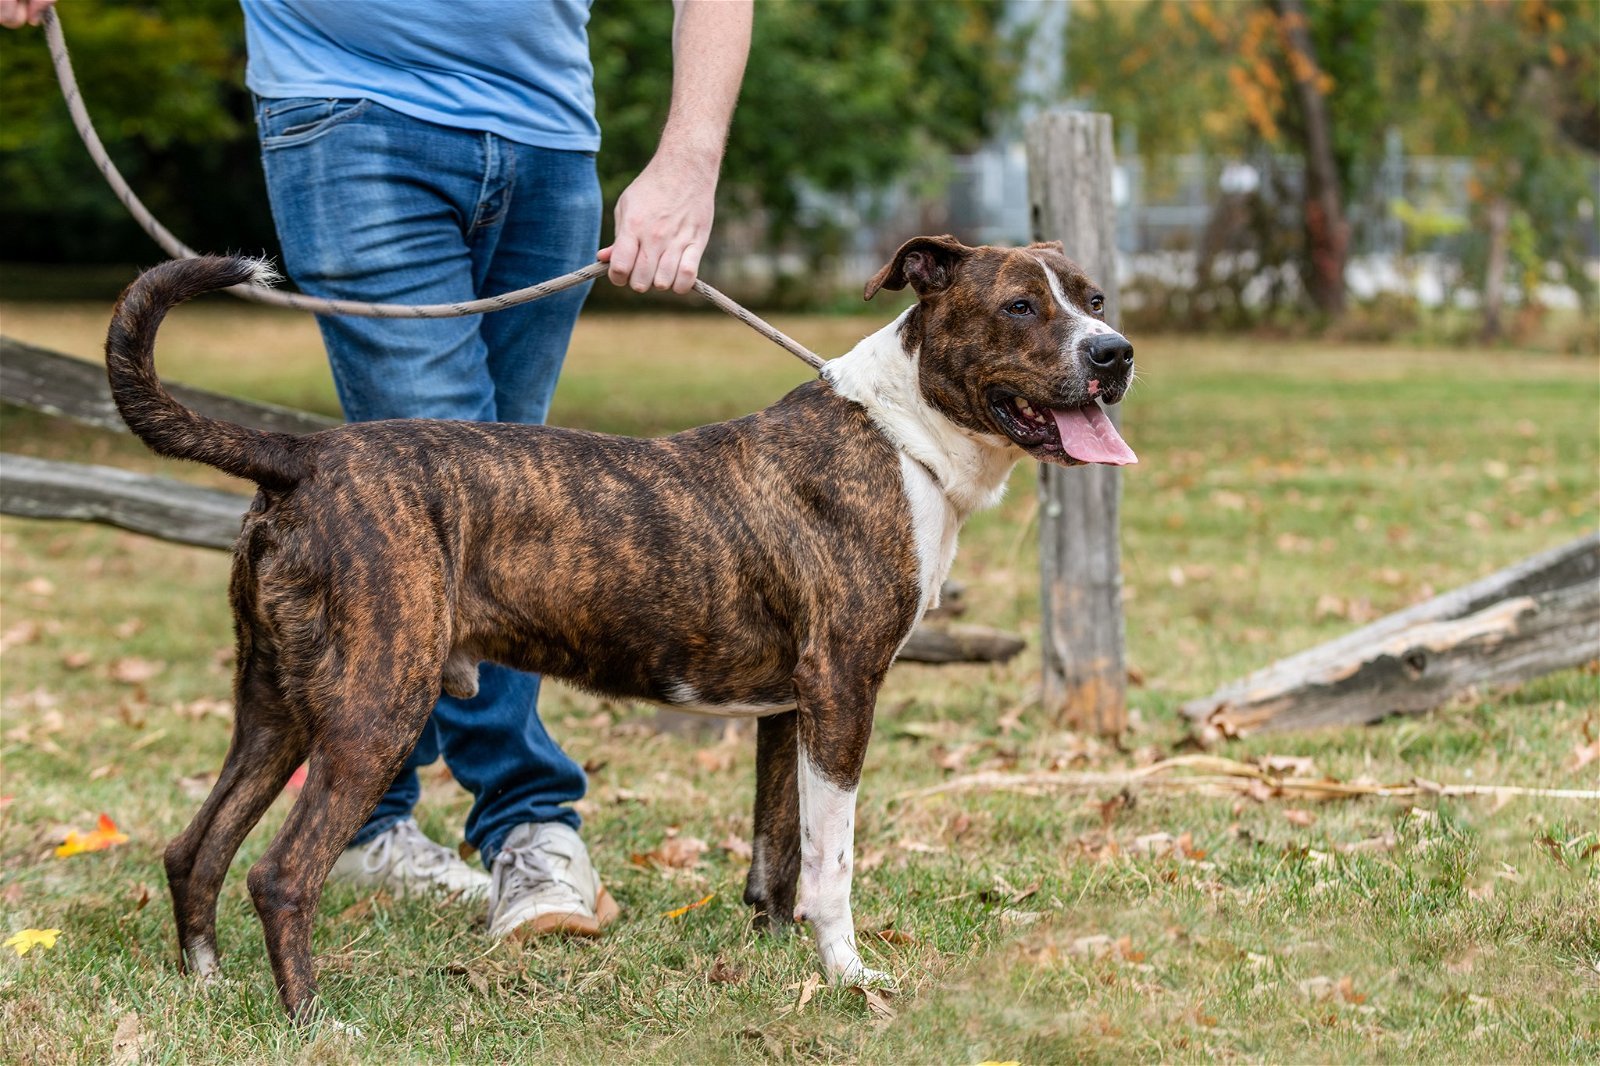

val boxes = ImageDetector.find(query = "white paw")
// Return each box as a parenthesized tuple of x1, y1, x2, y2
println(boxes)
(849, 966, 898, 993)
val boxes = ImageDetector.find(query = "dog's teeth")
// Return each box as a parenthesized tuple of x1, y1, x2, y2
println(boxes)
(1017, 399, 1036, 417)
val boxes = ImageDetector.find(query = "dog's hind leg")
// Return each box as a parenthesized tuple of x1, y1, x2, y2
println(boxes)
(246, 674, 438, 1021)
(744, 710, 800, 931)
(165, 655, 306, 980)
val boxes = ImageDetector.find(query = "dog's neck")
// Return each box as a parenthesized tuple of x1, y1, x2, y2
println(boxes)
(822, 310, 1019, 518)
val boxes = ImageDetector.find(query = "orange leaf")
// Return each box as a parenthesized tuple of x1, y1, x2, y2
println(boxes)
(662, 892, 715, 919)
(54, 814, 129, 858)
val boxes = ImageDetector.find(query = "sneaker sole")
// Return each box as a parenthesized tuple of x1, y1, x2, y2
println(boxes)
(508, 883, 621, 940)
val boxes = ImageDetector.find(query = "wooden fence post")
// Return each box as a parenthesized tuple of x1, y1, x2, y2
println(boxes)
(1026, 110, 1128, 736)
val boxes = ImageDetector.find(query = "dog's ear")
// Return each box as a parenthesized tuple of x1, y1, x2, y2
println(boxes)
(864, 235, 971, 301)
(1027, 239, 1065, 255)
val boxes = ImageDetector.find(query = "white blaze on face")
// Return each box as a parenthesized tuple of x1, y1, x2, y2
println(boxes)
(1032, 255, 1119, 358)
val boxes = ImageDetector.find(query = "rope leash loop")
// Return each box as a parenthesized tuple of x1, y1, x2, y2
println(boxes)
(39, 8, 826, 372)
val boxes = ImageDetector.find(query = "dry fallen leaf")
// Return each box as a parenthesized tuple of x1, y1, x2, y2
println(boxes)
(851, 983, 896, 1020)
(177, 772, 217, 801)
(4, 928, 61, 956)
(109, 1011, 144, 1066)
(1283, 809, 1318, 828)
(22, 577, 55, 598)
(1298, 974, 1368, 1004)
(708, 957, 744, 984)
(718, 833, 753, 862)
(108, 657, 164, 685)
(782, 972, 823, 1016)
(1568, 718, 1600, 773)
(1000, 908, 1043, 928)
(1258, 754, 1318, 777)
(0, 620, 41, 654)
(662, 893, 715, 919)
(692, 748, 735, 774)
(55, 814, 129, 858)
(631, 834, 708, 870)
(173, 698, 233, 722)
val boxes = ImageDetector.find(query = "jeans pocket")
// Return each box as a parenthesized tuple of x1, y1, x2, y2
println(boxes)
(258, 97, 372, 149)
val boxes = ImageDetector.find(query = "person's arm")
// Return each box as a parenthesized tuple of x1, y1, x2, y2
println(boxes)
(0, 0, 56, 29)
(598, 0, 752, 294)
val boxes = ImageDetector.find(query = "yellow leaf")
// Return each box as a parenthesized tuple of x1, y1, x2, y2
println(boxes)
(5, 928, 61, 956)
(662, 892, 715, 919)
(54, 814, 130, 858)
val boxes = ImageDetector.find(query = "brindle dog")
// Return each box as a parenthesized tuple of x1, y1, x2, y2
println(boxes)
(106, 236, 1135, 1022)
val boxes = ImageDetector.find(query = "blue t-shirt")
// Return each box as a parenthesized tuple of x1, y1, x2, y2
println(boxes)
(241, 0, 599, 152)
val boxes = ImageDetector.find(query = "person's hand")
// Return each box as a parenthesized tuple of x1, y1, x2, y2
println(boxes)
(0, 0, 56, 29)
(597, 0, 749, 295)
(599, 151, 717, 295)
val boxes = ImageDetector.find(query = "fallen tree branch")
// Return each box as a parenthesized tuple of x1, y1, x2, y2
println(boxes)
(1181, 534, 1599, 741)
(894, 753, 1600, 803)
(896, 623, 1025, 664)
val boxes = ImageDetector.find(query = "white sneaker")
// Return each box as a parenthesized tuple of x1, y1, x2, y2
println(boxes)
(328, 818, 490, 902)
(487, 822, 620, 940)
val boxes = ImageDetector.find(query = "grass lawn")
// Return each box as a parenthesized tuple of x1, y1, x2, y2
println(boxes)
(1, 299, 1597, 1063)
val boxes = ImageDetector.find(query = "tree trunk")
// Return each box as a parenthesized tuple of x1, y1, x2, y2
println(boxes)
(1273, 0, 1348, 318)
(1026, 111, 1128, 737)
(1480, 194, 1511, 342)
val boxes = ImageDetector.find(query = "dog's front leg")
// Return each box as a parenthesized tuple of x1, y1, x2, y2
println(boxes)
(793, 664, 893, 990)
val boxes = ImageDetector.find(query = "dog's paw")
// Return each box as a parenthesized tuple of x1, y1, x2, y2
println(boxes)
(848, 967, 898, 993)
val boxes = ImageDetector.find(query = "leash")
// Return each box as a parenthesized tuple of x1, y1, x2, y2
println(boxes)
(38, 8, 826, 372)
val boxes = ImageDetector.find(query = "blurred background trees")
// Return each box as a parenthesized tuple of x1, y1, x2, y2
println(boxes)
(0, 0, 1015, 270)
(1067, 0, 1598, 335)
(0, 0, 1594, 339)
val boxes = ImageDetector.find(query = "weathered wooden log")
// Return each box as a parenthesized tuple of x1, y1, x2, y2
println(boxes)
(897, 623, 1026, 665)
(1182, 534, 1600, 742)
(0, 453, 250, 549)
(0, 335, 339, 435)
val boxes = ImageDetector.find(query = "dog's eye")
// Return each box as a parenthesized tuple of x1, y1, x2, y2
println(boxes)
(1005, 299, 1034, 317)
(1089, 295, 1105, 314)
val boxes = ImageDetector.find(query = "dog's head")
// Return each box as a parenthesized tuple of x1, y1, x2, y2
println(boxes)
(865, 235, 1136, 467)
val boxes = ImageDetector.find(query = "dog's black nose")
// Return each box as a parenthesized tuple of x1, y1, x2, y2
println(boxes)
(1083, 334, 1133, 371)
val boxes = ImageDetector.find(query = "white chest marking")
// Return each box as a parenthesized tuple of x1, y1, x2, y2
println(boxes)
(822, 312, 1019, 519)
(899, 453, 960, 615)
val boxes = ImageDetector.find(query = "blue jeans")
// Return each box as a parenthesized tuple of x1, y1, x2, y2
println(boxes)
(255, 96, 598, 862)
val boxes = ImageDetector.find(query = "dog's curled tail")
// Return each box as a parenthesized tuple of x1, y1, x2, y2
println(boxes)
(106, 256, 311, 491)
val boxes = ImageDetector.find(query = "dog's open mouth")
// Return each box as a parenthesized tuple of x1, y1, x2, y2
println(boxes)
(987, 388, 1137, 466)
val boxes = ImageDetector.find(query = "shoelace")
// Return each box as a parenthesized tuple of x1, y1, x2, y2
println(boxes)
(487, 838, 563, 916)
(361, 821, 447, 877)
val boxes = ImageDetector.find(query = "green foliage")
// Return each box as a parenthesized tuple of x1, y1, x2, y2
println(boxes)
(1410, 0, 1600, 310)
(593, 0, 1015, 256)
(2, 0, 1016, 268)
(0, 0, 273, 262)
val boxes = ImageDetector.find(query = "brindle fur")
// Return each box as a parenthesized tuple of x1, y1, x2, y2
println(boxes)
(107, 238, 1127, 1022)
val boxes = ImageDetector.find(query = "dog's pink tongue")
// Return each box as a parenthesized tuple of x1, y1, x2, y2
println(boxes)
(1050, 404, 1137, 465)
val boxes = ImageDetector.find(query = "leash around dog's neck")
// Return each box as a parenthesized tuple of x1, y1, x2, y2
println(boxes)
(39, 8, 827, 373)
